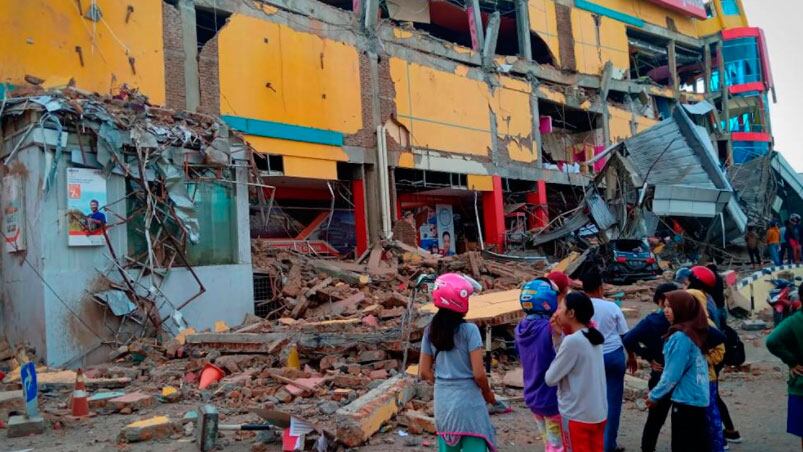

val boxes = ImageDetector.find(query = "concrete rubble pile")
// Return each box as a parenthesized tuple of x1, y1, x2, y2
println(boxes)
(1, 235, 552, 448)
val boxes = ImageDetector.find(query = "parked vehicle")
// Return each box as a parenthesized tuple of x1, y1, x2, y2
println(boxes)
(767, 277, 802, 326)
(580, 239, 662, 285)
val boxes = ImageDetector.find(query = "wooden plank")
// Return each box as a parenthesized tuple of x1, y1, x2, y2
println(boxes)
(420, 289, 523, 327)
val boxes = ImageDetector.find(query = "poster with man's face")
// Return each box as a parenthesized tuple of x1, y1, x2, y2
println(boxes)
(436, 204, 455, 256)
(67, 168, 107, 246)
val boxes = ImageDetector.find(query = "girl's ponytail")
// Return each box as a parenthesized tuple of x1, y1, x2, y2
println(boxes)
(565, 292, 604, 345)
(583, 326, 605, 345)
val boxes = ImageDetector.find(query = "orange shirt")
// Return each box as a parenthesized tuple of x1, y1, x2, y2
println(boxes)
(767, 227, 781, 245)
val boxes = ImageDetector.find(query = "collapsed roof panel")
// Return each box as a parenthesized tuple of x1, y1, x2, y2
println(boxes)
(598, 106, 746, 241)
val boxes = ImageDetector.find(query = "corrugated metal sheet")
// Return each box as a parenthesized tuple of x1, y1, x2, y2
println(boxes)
(586, 190, 617, 231)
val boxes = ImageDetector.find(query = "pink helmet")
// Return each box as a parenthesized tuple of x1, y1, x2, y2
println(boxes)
(432, 273, 480, 314)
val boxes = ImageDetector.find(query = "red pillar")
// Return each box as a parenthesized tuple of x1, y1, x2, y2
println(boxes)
(526, 180, 549, 230)
(352, 179, 369, 256)
(482, 175, 506, 252)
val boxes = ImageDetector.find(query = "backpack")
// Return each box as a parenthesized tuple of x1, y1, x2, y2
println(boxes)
(722, 324, 746, 367)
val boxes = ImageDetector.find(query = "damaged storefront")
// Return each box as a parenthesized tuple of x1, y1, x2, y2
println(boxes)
(0, 88, 256, 367)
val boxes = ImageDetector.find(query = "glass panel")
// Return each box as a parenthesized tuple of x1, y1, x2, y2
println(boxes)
(185, 182, 236, 266)
(721, 0, 740, 15)
(732, 141, 769, 164)
(723, 37, 762, 86)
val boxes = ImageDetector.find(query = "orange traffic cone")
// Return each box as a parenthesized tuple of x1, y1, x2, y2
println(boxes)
(70, 368, 90, 417)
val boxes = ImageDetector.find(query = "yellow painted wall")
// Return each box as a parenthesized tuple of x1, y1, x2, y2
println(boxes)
(593, 0, 699, 37)
(467, 174, 494, 191)
(283, 156, 338, 180)
(609, 106, 658, 142)
(245, 136, 348, 162)
(218, 14, 362, 137)
(390, 58, 491, 156)
(0, 0, 165, 104)
(528, 0, 561, 66)
(492, 77, 536, 163)
(572, 8, 629, 76)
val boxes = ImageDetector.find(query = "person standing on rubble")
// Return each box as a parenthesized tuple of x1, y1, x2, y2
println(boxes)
(582, 271, 629, 452)
(646, 290, 711, 452)
(766, 309, 803, 450)
(745, 225, 762, 268)
(785, 215, 802, 264)
(623, 282, 678, 452)
(419, 273, 497, 452)
(767, 221, 782, 266)
(545, 292, 608, 452)
(516, 279, 564, 452)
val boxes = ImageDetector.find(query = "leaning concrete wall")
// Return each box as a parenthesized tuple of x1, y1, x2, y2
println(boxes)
(1, 144, 48, 359)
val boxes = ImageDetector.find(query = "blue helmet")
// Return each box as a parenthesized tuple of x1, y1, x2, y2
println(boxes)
(674, 267, 691, 284)
(519, 279, 558, 315)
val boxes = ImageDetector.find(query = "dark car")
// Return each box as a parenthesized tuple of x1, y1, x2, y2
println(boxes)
(583, 239, 662, 284)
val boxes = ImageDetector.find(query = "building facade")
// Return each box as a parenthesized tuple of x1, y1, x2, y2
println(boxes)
(0, 0, 773, 254)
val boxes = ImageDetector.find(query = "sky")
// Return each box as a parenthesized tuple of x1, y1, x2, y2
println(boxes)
(740, 0, 803, 171)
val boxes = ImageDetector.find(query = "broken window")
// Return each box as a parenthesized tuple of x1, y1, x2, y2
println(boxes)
(628, 29, 704, 87)
(389, 0, 545, 61)
(725, 93, 769, 133)
(721, 37, 762, 86)
(539, 99, 601, 172)
(195, 6, 230, 50)
(127, 178, 237, 267)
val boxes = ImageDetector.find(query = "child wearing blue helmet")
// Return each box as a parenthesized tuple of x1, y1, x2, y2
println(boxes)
(515, 278, 564, 452)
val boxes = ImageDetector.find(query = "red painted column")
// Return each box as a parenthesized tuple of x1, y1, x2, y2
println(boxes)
(352, 179, 369, 256)
(526, 180, 549, 229)
(482, 175, 506, 252)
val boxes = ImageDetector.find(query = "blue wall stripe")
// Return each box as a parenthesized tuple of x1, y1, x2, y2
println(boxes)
(574, 0, 645, 28)
(221, 115, 344, 147)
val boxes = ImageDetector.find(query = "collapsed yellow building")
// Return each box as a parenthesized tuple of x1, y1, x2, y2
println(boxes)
(0, 0, 770, 256)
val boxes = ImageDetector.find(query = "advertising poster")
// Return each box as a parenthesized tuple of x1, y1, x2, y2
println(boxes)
(436, 204, 455, 256)
(67, 168, 108, 246)
(416, 206, 439, 254)
(1, 174, 25, 252)
(409, 204, 456, 256)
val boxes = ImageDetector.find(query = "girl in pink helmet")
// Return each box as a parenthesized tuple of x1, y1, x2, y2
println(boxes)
(419, 273, 497, 452)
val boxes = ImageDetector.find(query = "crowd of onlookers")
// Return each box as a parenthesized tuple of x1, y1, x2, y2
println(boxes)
(418, 265, 802, 452)
(748, 213, 802, 267)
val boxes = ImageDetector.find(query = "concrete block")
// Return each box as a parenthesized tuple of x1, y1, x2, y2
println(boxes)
(88, 391, 126, 409)
(110, 391, 156, 412)
(357, 350, 386, 363)
(333, 374, 368, 389)
(118, 416, 179, 443)
(335, 375, 415, 447)
(7, 415, 45, 438)
(399, 410, 436, 434)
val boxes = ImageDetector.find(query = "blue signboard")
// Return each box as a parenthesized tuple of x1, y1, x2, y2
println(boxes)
(21, 362, 38, 416)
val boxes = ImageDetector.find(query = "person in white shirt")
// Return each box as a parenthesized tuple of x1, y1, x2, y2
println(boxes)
(546, 291, 608, 451)
(582, 271, 629, 452)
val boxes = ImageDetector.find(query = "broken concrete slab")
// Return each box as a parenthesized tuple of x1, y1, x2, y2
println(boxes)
(110, 391, 156, 412)
(283, 376, 326, 397)
(358, 350, 386, 363)
(7, 414, 45, 438)
(88, 391, 126, 409)
(118, 415, 179, 443)
(335, 375, 415, 447)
